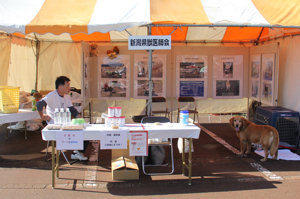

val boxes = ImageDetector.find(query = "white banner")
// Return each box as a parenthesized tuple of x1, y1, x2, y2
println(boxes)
(129, 131, 148, 156)
(100, 130, 127, 149)
(56, 131, 84, 150)
(128, 36, 171, 50)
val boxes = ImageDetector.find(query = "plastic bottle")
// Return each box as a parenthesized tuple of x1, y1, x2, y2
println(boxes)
(65, 108, 71, 124)
(54, 108, 60, 124)
(180, 110, 189, 125)
(60, 108, 65, 125)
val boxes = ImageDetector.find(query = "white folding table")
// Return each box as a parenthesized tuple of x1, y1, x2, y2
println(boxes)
(42, 123, 201, 187)
(0, 108, 41, 139)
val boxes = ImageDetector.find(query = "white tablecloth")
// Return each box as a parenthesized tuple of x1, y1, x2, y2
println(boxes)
(0, 108, 40, 125)
(42, 123, 201, 141)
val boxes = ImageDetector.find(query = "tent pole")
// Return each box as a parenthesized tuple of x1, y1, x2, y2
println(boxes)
(34, 34, 40, 91)
(147, 26, 153, 116)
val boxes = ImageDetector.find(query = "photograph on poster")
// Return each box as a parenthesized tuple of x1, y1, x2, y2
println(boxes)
(179, 62, 205, 78)
(136, 60, 163, 78)
(100, 79, 127, 97)
(223, 62, 233, 78)
(251, 61, 260, 78)
(251, 80, 259, 98)
(101, 62, 126, 79)
(263, 61, 273, 81)
(262, 82, 272, 103)
(216, 80, 240, 96)
(137, 80, 163, 97)
(179, 81, 204, 97)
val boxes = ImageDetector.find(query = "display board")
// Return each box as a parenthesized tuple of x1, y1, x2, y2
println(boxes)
(213, 55, 243, 99)
(98, 55, 130, 100)
(134, 54, 166, 99)
(176, 55, 208, 99)
(249, 54, 261, 101)
(261, 53, 275, 105)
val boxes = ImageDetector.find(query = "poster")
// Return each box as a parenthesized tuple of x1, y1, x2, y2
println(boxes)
(98, 55, 130, 100)
(129, 131, 148, 156)
(213, 55, 243, 99)
(249, 54, 261, 101)
(176, 55, 208, 99)
(261, 53, 275, 105)
(134, 54, 166, 99)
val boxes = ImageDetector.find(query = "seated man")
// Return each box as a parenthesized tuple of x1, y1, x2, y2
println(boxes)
(36, 76, 89, 161)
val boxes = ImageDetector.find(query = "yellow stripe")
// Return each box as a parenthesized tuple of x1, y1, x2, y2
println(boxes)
(150, 0, 210, 24)
(26, 0, 97, 35)
(252, 0, 300, 26)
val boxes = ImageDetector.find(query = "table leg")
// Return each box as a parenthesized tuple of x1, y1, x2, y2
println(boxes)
(25, 121, 27, 139)
(56, 149, 59, 178)
(188, 138, 192, 185)
(182, 138, 185, 175)
(6, 123, 8, 139)
(51, 141, 55, 188)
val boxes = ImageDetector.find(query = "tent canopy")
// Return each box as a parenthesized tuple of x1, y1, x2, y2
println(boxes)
(1, 0, 300, 43)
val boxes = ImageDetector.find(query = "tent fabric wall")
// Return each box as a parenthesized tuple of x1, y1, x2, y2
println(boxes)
(7, 37, 36, 91)
(277, 37, 300, 112)
(37, 42, 81, 90)
(0, 37, 11, 86)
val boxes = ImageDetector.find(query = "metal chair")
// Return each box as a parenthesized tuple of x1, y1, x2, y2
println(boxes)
(150, 97, 171, 122)
(177, 97, 199, 124)
(141, 116, 174, 175)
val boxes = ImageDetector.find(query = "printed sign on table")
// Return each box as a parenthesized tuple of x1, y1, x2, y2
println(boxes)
(100, 130, 127, 149)
(56, 131, 84, 150)
(129, 131, 148, 156)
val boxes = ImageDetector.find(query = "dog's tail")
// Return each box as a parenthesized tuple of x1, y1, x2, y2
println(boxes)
(270, 129, 279, 157)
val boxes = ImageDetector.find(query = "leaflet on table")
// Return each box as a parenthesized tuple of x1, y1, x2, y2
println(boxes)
(56, 131, 84, 150)
(99, 130, 127, 149)
(129, 131, 148, 156)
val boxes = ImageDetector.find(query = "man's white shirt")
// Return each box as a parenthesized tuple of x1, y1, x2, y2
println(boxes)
(42, 90, 73, 124)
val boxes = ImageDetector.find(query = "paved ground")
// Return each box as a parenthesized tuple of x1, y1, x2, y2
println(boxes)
(1, 122, 300, 198)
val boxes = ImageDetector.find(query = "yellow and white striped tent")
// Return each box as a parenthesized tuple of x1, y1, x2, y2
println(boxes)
(1, 0, 300, 43)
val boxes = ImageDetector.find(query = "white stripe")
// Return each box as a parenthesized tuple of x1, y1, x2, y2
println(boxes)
(88, 0, 151, 34)
(200, 0, 269, 25)
(0, 0, 45, 34)
(110, 26, 148, 42)
(201, 125, 284, 181)
(84, 165, 98, 187)
(250, 163, 284, 181)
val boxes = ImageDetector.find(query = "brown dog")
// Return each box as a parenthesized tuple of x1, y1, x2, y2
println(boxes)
(229, 116, 279, 162)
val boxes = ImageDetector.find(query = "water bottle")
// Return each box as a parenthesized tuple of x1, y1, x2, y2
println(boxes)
(60, 108, 65, 125)
(66, 108, 71, 124)
(54, 108, 60, 124)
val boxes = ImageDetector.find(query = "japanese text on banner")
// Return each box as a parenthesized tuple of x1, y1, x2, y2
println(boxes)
(100, 130, 127, 149)
(56, 131, 84, 150)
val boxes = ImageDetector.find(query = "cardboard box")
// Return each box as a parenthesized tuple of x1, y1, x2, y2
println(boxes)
(111, 156, 139, 180)
(112, 148, 133, 159)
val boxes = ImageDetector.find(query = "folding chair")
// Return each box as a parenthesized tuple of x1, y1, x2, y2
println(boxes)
(141, 116, 174, 175)
(177, 97, 199, 124)
(150, 97, 171, 122)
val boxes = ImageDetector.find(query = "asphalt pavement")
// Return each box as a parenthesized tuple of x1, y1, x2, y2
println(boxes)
(1, 122, 300, 199)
